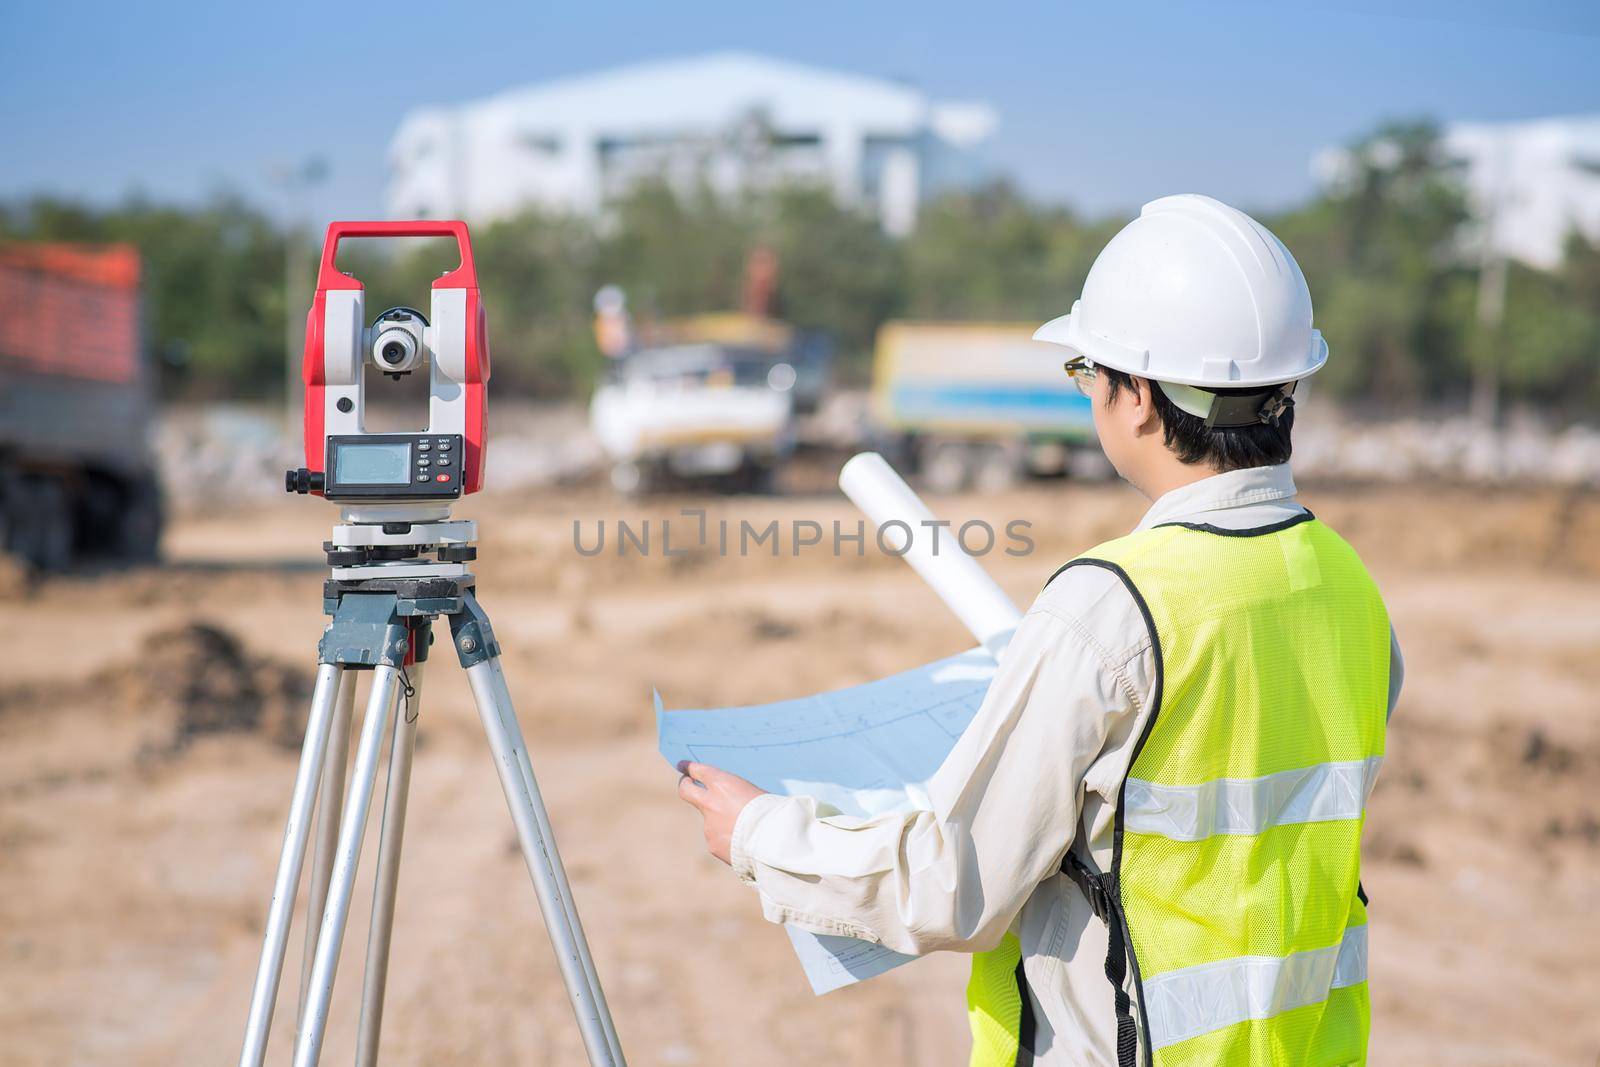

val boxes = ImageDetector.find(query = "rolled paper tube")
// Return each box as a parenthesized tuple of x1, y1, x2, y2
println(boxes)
(839, 451, 1022, 656)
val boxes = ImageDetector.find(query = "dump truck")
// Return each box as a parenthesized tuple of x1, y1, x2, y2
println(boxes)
(871, 321, 1103, 492)
(0, 242, 163, 569)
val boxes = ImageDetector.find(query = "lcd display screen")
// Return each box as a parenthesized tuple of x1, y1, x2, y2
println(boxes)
(336, 442, 411, 485)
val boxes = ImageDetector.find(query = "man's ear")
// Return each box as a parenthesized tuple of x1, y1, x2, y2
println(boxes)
(1131, 377, 1163, 437)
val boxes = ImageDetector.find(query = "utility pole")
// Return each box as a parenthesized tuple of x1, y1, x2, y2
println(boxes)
(1471, 230, 1507, 428)
(272, 158, 329, 437)
(1470, 132, 1510, 430)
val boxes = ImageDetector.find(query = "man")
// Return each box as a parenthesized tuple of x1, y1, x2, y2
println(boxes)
(677, 194, 1401, 1066)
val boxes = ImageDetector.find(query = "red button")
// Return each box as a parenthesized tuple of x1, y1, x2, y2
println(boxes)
(435, 473, 451, 483)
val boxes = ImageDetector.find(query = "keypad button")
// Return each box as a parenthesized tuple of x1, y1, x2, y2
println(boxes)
(435, 473, 451, 483)
(418, 457, 431, 467)
(417, 441, 431, 452)
(416, 473, 430, 482)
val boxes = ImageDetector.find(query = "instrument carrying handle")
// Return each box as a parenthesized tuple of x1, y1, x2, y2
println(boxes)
(315, 220, 477, 290)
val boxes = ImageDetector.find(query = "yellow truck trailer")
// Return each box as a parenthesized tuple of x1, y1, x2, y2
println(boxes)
(871, 321, 1104, 491)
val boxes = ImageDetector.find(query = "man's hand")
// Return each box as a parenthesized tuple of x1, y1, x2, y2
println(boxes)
(676, 760, 767, 866)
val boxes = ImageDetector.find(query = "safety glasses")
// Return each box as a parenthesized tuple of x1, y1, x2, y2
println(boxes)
(1063, 355, 1098, 397)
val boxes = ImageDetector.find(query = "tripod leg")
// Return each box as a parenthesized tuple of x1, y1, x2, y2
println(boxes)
(354, 648, 426, 1067)
(461, 651, 626, 1067)
(292, 665, 403, 1067)
(297, 670, 356, 1026)
(239, 663, 345, 1067)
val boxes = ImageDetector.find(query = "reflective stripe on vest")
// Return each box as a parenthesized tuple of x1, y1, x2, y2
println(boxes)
(1123, 756, 1384, 842)
(1142, 922, 1369, 1049)
(966, 512, 1387, 1067)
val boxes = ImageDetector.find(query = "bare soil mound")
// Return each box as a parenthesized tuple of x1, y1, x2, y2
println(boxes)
(0, 621, 313, 756)
(90, 622, 312, 751)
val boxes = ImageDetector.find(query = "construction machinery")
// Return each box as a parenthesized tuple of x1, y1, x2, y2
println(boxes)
(590, 313, 831, 494)
(871, 321, 1102, 492)
(0, 242, 163, 569)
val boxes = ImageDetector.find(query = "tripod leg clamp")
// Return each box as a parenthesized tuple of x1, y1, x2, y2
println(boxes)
(448, 591, 501, 667)
(318, 592, 412, 668)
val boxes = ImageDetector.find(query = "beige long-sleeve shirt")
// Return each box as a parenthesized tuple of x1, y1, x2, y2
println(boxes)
(730, 464, 1402, 1065)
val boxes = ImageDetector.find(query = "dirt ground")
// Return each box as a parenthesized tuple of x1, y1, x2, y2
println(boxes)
(1, 475, 1597, 1066)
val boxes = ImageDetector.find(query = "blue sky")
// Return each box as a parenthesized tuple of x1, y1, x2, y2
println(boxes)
(3, 1, 1597, 224)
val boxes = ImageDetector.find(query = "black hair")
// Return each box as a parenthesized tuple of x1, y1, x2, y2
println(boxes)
(1100, 367, 1294, 472)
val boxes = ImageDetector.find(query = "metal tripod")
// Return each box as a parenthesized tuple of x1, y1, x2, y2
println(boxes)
(237, 520, 625, 1066)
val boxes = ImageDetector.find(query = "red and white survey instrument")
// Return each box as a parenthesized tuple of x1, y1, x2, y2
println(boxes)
(293, 220, 490, 502)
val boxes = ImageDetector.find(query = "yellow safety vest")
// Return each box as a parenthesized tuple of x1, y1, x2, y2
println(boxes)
(969, 512, 1388, 1066)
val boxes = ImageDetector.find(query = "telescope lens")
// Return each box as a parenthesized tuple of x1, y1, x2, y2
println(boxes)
(382, 342, 405, 364)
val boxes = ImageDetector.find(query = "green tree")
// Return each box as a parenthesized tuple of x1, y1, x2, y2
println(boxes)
(7, 125, 1596, 417)
(903, 181, 1122, 323)
(1497, 234, 1600, 414)
(1268, 120, 1474, 404)
(595, 179, 752, 319)
(760, 184, 902, 376)
(473, 209, 605, 395)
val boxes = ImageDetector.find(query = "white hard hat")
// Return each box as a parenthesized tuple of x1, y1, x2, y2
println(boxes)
(1034, 195, 1327, 398)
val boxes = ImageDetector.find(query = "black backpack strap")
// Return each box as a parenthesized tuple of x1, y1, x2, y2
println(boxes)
(1015, 953, 1037, 1066)
(1050, 557, 1161, 1067)
(1063, 850, 1139, 1067)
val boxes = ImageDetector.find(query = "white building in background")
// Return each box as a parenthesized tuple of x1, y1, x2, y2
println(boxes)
(386, 52, 997, 237)
(1314, 115, 1600, 269)
(1443, 116, 1600, 269)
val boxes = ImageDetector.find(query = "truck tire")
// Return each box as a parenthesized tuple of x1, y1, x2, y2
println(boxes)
(739, 458, 782, 496)
(115, 472, 164, 562)
(1067, 447, 1117, 482)
(41, 479, 73, 571)
(12, 477, 73, 572)
(972, 443, 1022, 493)
(921, 440, 973, 494)
(611, 460, 654, 497)
(0, 477, 12, 562)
